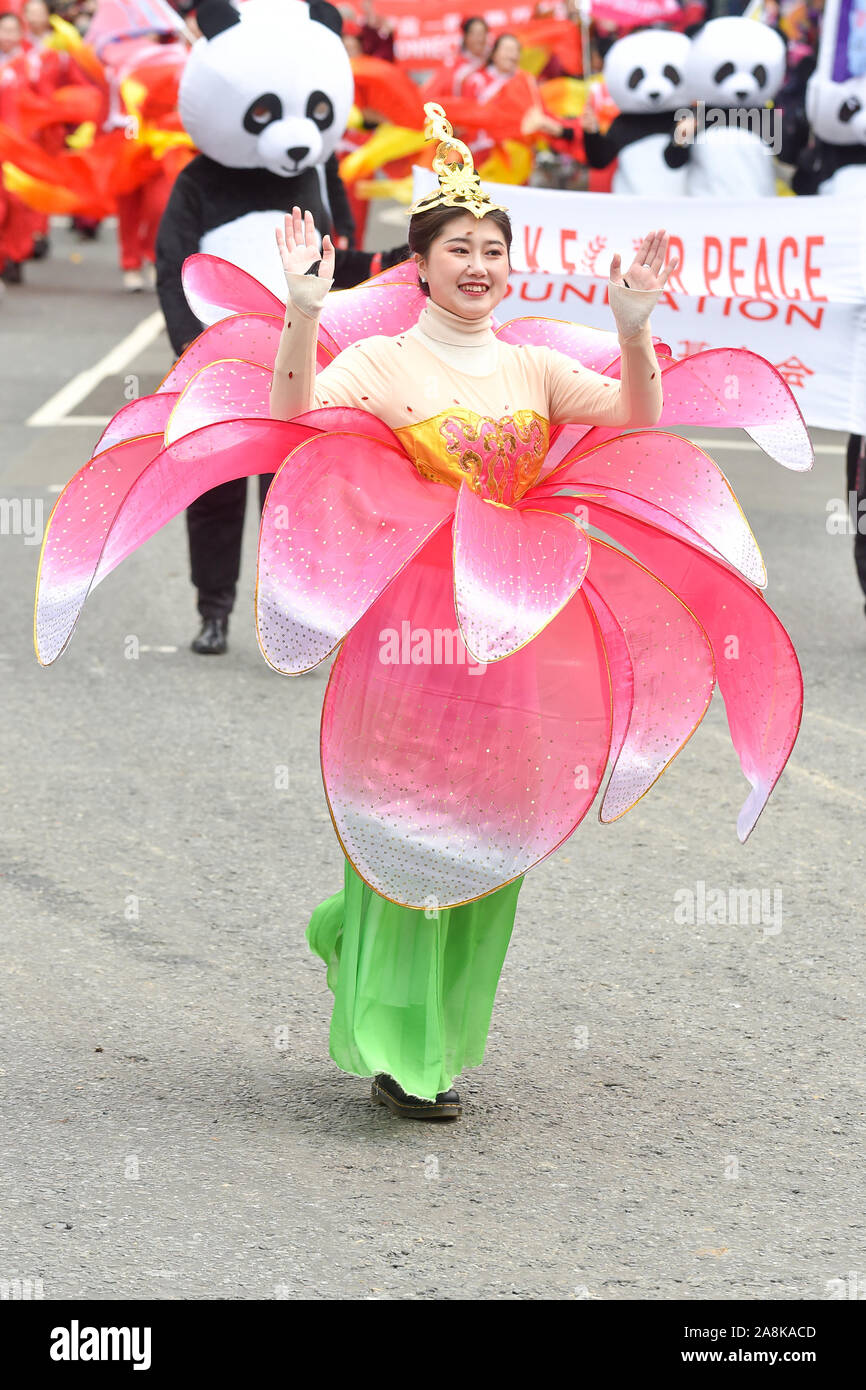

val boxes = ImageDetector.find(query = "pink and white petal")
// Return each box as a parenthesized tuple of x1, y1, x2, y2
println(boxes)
(547, 349, 813, 475)
(318, 280, 427, 358)
(576, 501, 803, 840)
(165, 359, 272, 445)
(181, 253, 285, 326)
(580, 579, 634, 782)
(454, 486, 590, 662)
(582, 540, 715, 821)
(92, 392, 179, 456)
(158, 313, 283, 393)
(320, 525, 612, 908)
(496, 315, 671, 371)
(531, 430, 766, 587)
(35, 433, 164, 665)
(657, 349, 813, 471)
(257, 433, 454, 674)
(35, 419, 316, 666)
(291, 405, 402, 450)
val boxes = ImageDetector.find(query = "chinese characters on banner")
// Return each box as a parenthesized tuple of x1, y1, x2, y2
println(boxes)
(412, 171, 866, 430)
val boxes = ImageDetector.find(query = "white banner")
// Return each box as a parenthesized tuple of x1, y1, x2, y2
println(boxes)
(412, 172, 866, 431)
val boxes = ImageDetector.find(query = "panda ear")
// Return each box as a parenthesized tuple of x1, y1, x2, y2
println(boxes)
(309, 1, 343, 36)
(196, 0, 241, 40)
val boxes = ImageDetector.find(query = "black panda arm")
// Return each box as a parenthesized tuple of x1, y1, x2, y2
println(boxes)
(582, 128, 620, 168)
(155, 167, 205, 358)
(792, 138, 829, 196)
(324, 152, 356, 245)
(663, 136, 690, 169)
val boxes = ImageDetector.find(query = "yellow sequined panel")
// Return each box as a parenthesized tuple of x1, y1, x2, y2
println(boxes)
(395, 407, 549, 505)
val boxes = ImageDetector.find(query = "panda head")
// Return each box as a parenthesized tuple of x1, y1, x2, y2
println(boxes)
(179, 0, 353, 176)
(604, 29, 691, 115)
(685, 17, 786, 109)
(806, 74, 866, 147)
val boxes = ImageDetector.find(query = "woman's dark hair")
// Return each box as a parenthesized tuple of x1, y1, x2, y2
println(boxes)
(408, 204, 512, 297)
(461, 15, 487, 39)
(489, 32, 520, 65)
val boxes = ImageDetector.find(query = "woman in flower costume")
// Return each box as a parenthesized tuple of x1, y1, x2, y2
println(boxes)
(34, 105, 811, 1121)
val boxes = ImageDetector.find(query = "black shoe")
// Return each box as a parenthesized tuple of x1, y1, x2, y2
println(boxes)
(191, 617, 228, 654)
(371, 1073, 462, 1120)
(1, 261, 23, 285)
(31, 235, 50, 260)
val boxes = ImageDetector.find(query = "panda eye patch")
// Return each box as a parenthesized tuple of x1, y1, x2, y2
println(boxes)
(663, 65, 681, 85)
(627, 67, 645, 90)
(244, 93, 283, 132)
(840, 95, 862, 122)
(713, 62, 735, 83)
(752, 64, 767, 86)
(306, 91, 334, 130)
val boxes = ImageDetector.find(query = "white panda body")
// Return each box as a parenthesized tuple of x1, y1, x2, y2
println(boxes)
(683, 17, 786, 198)
(818, 163, 866, 196)
(612, 134, 689, 195)
(684, 125, 778, 198)
(199, 209, 304, 300)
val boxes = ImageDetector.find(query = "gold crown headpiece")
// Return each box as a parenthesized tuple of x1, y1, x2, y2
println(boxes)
(407, 103, 509, 220)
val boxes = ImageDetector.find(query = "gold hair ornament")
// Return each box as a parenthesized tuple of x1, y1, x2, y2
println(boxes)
(408, 102, 509, 220)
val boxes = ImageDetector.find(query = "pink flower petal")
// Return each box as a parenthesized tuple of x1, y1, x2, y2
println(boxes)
(454, 485, 590, 662)
(165, 360, 272, 445)
(320, 525, 612, 907)
(181, 253, 285, 326)
(495, 315, 671, 371)
(531, 430, 766, 587)
(257, 433, 455, 674)
(92, 392, 179, 456)
(660, 348, 813, 471)
(317, 280, 427, 361)
(159, 313, 283, 393)
(583, 540, 715, 821)
(559, 499, 803, 841)
(34, 420, 316, 666)
(35, 433, 163, 666)
(545, 348, 814, 473)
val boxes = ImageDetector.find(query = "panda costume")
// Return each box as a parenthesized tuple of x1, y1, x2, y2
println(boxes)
(793, 1, 866, 611)
(156, 0, 407, 652)
(583, 28, 692, 196)
(666, 17, 787, 198)
(793, 76, 866, 196)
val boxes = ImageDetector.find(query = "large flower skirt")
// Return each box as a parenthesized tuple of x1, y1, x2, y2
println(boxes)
(307, 858, 523, 1100)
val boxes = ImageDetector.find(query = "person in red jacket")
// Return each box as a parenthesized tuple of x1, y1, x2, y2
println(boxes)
(0, 9, 41, 280)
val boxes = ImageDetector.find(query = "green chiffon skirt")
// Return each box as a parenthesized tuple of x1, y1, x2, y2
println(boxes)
(306, 859, 523, 1100)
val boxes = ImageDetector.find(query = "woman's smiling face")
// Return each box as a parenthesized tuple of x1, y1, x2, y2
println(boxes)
(415, 213, 510, 320)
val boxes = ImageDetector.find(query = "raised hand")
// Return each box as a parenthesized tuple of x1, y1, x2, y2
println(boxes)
(610, 228, 678, 293)
(275, 206, 335, 280)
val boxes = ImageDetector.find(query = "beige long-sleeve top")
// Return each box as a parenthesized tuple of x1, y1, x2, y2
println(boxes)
(269, 271, 663, 503)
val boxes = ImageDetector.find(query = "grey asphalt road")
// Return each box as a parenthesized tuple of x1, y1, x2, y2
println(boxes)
(0, 220, 863, 1302)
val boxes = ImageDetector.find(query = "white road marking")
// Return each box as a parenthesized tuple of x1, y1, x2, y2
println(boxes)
(26, 310, 165, 427)
(807, 711, 866, 739)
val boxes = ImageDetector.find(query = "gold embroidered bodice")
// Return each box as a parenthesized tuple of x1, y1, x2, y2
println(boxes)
(393, 407, 550, 505)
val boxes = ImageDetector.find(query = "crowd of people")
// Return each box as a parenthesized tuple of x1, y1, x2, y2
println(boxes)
(0, 1, 833, 294)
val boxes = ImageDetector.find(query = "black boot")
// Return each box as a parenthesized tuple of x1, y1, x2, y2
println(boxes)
(191, 616, 228, 654)
(371, 1073, 462, 1120)
(1, 261, 23, 285)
